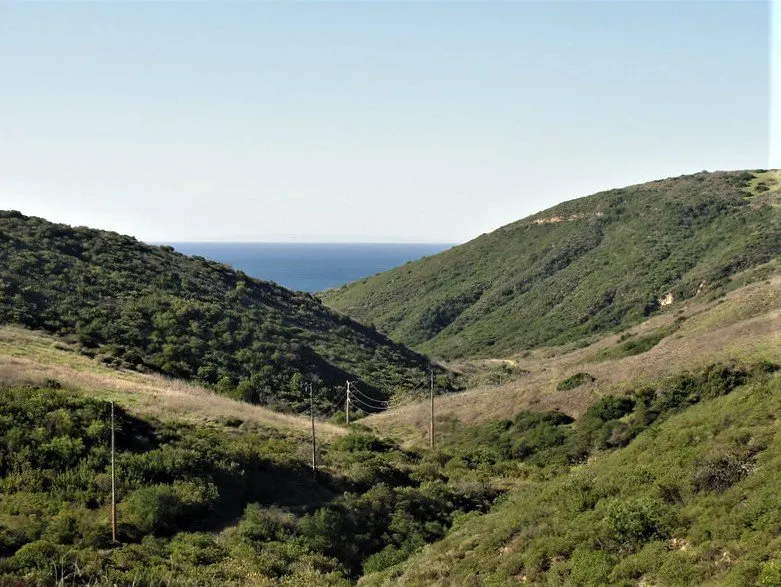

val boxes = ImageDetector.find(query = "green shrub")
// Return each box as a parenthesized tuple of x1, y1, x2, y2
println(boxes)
(556, 372, 596, 391)
(584, 396, 635, 423)
(169, 532, 225, 567)
(10, 539, 60, 572)
(602, 498, 675, 553)
(237, 504, 295, 542)
(568, 546, 613, 586)
(760, 561, 781, 587)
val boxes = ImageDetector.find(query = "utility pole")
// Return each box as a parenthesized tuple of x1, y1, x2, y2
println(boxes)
(310, 383, 317, 480)
(110, 401, 117, 544)
(430, 370, 435, 449)
(345, 381, 351, 426)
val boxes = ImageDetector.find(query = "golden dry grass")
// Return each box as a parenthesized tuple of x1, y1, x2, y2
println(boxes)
(2, 272, 778, 448)
(366, 273, 781, 446)
(0, 326, 345, 439)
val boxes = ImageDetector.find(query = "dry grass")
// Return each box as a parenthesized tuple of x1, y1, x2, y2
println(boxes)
(366, 273, 781, 446)
(3, 272, 778, 448)
(0, 327, 345, 439)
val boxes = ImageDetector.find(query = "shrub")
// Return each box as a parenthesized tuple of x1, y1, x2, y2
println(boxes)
(363, 543, 416, 574)
(556, 372, 596, 391)
(331, 433, 394, 453)
(10, 539, 60, 572)
(602, 498, 675, 553)
(691, 453, 749, 493)
(584, 396, 635, 423)
(760, 561, 781, 587)
(568, 546, 613, 586)
(238, 504, 295, 542)
(122, 481, 217, 536)
(169, 532, 225, 567)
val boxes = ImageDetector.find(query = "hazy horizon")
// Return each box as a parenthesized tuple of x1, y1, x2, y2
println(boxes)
(1, 1, 777, 243)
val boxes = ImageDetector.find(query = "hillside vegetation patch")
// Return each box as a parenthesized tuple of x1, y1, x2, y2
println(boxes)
(556, 372, 596, 391)
(0, 387, 497, 585)
(361, 364, 781, 586)
(0, 212, 440, 414)
(324, 170, 781, 358)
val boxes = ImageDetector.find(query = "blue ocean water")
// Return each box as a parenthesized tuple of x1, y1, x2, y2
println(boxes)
(162, 243, 453, 293)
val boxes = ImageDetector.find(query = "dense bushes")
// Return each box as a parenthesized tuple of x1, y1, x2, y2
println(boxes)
(1, 363, 777, 584)
(429, 362, 773, 479)
(363, 362, 781, 586)
(0, 211, 438, 414)
(0, 386, 497, 585)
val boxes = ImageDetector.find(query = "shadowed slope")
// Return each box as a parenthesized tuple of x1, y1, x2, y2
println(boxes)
(0, 211, 438, 414)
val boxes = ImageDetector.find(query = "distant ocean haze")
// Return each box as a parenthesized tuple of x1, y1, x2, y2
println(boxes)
(159, 243, 453, 293)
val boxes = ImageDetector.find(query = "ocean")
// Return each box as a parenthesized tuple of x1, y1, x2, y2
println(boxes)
(162, 243, 453, 293)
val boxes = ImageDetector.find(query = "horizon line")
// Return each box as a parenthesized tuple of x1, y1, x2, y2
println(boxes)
(149, 241, 458, 246)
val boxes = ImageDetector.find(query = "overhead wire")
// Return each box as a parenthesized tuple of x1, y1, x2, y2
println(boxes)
(348, 395, 388, 413)
(348, 384, 392, 406)
(347, 390, 391, 412)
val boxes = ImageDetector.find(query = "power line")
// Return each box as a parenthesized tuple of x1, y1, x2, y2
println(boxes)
(348, 384, 391, 406)
(330, 388, 348, 407)
(349, 395, 389, 413)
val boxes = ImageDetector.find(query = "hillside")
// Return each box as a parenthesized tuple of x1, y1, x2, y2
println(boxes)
(0, 211, 440, 413)
(3, 318, 778, 585)
(0, 384, 497, 586)
(322, 170, 781, 359)
(361, 369, 781, 586)
(364, 265, 781, 444)
(1, 231, 780, 586)
(0, 325, 346, 439)
(0, 326, 496, 586)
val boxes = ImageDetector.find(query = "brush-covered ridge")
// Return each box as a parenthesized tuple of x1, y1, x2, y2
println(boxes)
(323, 170, 781, 359)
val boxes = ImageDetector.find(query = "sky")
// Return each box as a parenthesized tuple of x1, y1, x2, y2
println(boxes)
(0, 1, 776, 243)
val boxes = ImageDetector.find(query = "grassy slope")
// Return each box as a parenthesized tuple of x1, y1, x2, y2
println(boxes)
(0, 211, 436, 413)
(361, 372, 781, 586)
(0, 325, 345, 439)
(364, 266, 781, 446)
(322, 170, 781, 360)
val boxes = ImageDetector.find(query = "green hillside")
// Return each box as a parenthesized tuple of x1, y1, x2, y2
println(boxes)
(3, 345, 778, 585)
(0, 211, 439, 413)
(0, 385, 496, 586)
(362, 366, 781, 586)
(2, 236, 780, 585)
(322, 170, 781, 359)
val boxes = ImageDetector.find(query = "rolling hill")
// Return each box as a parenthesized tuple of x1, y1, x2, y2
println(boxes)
(2, 180, 781, 585)
(0, 211, 440, 413)
(322, 170, 781, 359)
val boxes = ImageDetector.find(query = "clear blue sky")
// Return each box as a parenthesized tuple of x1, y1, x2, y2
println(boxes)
(0, 1, 774, 243)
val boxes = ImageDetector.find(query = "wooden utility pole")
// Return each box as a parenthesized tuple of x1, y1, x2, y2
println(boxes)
(429, 371, 435, 448)
(345, 381, 351, 426)
(310, 383, 317, 480)
(110, 401, 117, 543)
